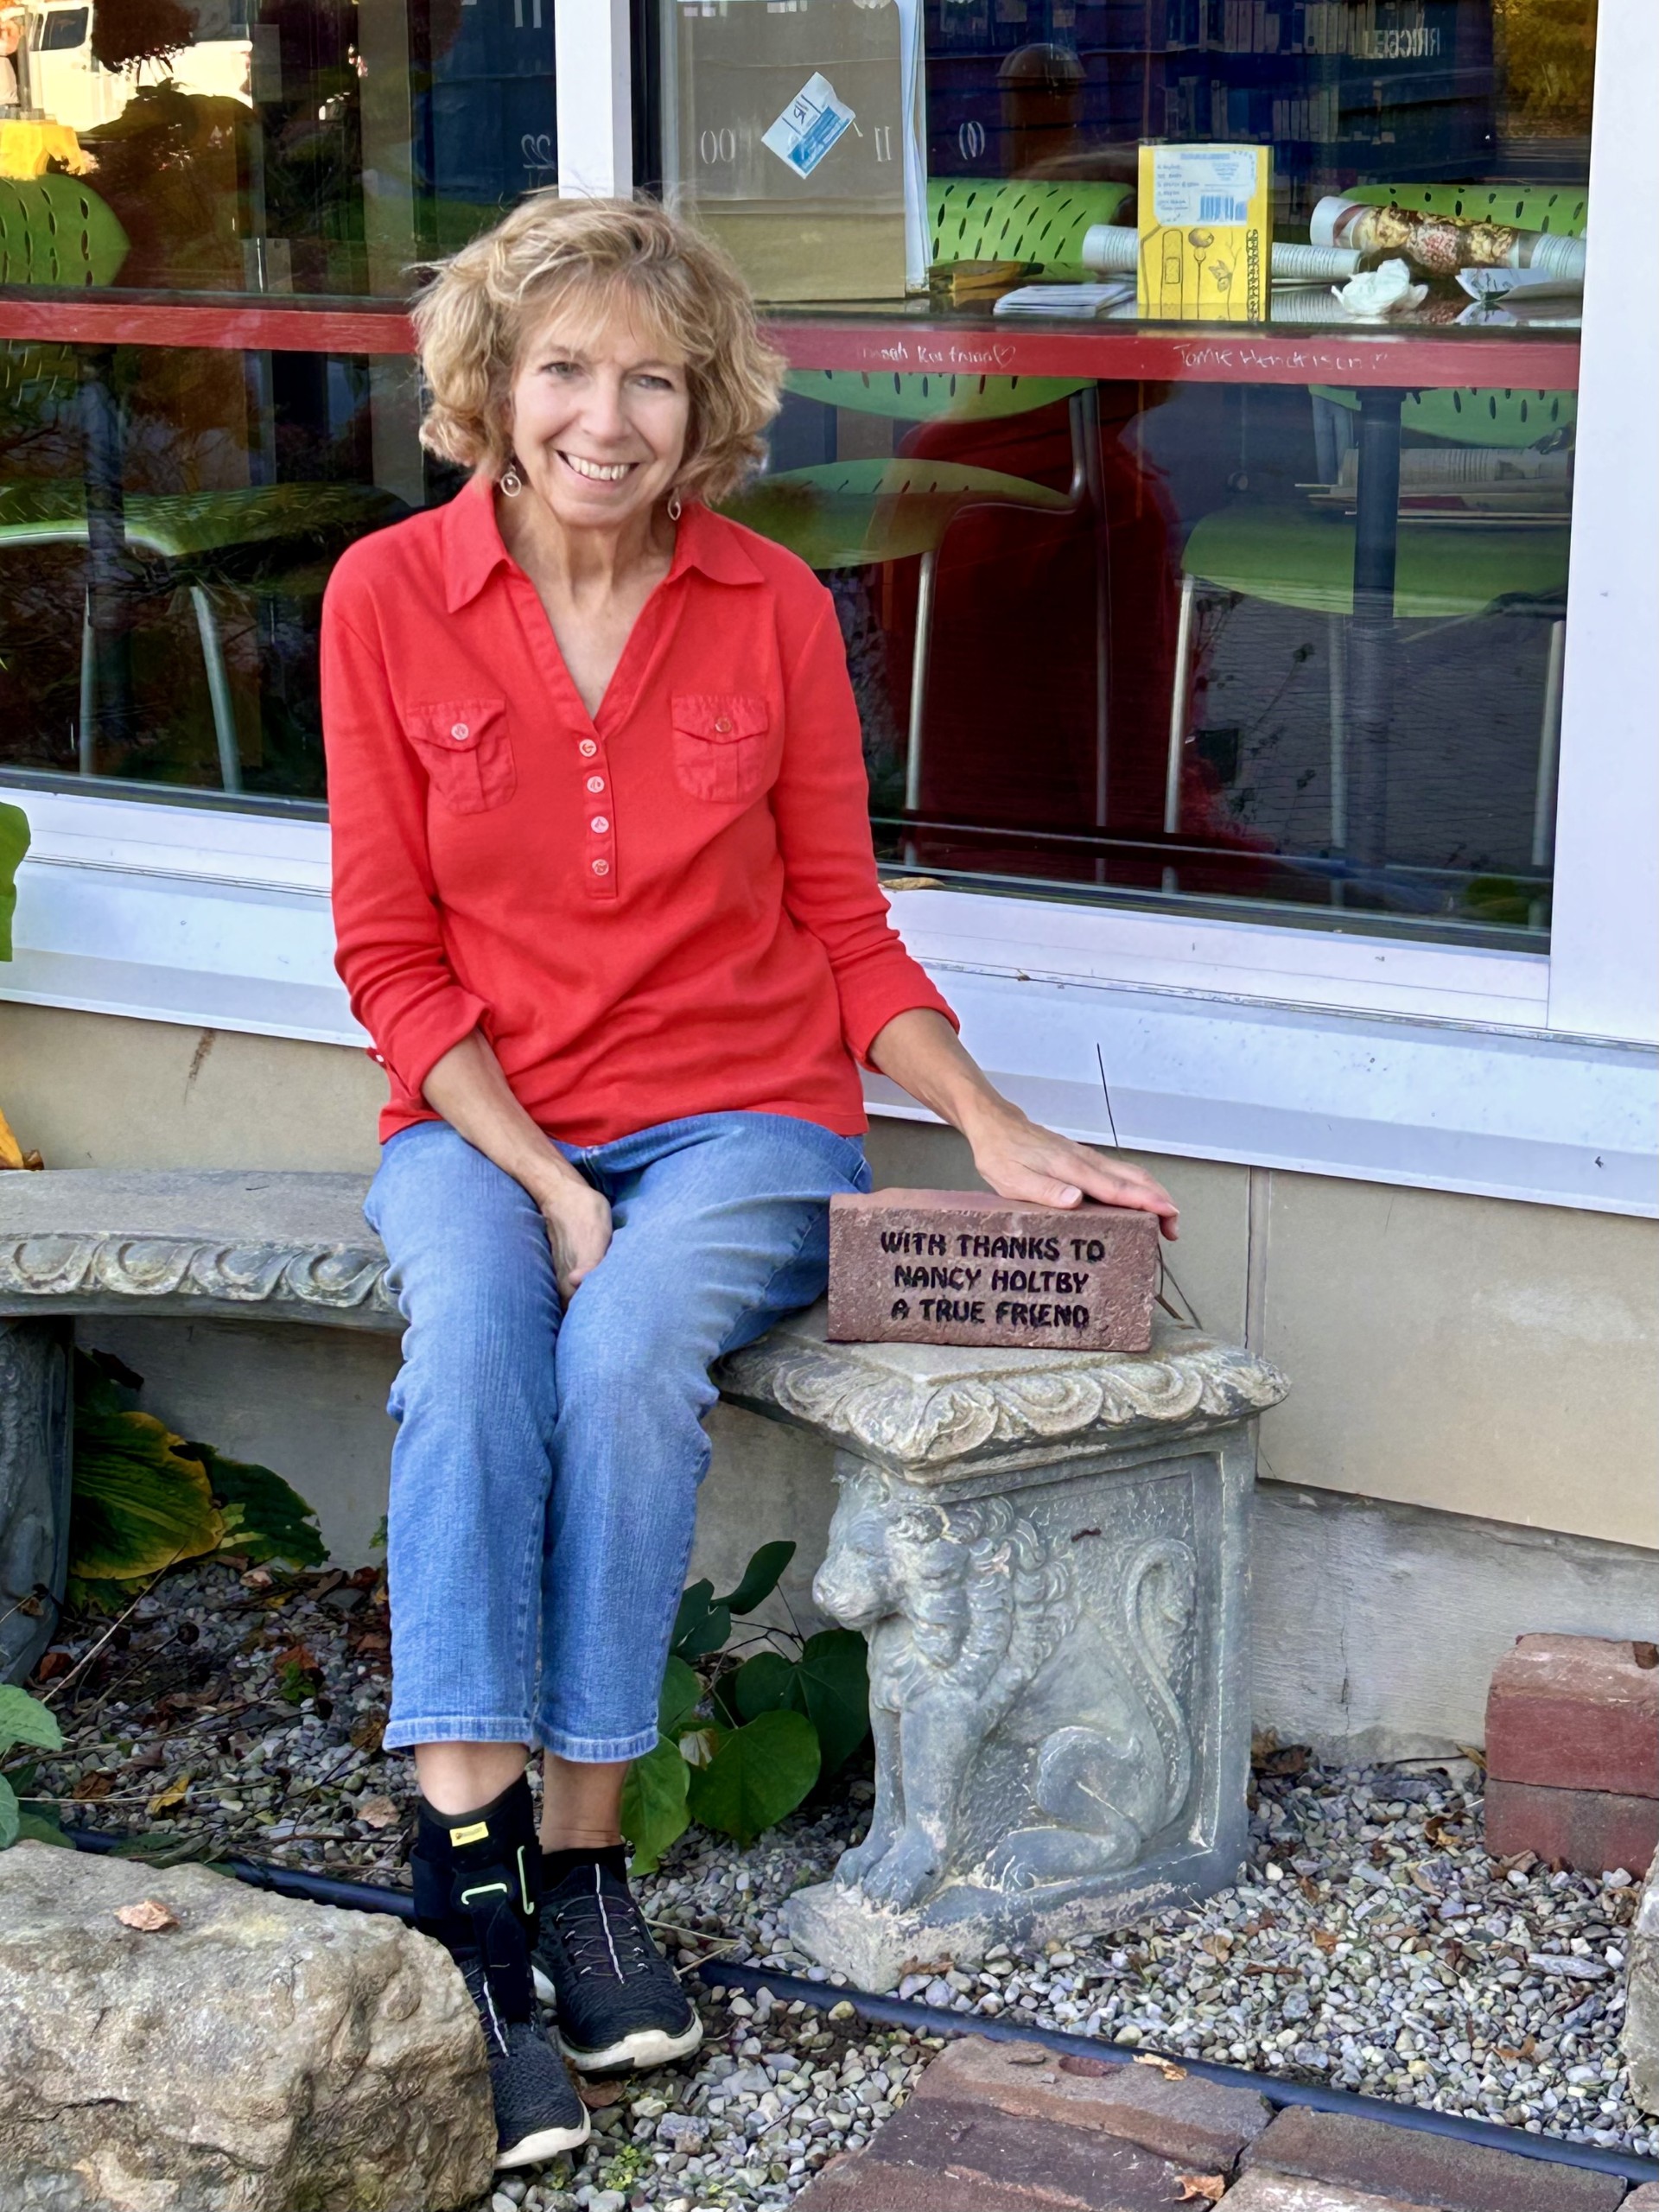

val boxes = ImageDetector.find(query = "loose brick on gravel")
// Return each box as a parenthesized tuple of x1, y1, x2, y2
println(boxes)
(1485, 1637, 1659, 1799)
(792, 2096, 1197, 2210)
(1484, 1779, 1659, 1878)
(1243, 2106, 1628, 2212)
(909, 2033, 1270, 2170)
(1619, 2189, 1659, 2209)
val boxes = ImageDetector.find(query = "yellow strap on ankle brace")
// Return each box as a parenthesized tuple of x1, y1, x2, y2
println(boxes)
(449, 1821, 490, 1846)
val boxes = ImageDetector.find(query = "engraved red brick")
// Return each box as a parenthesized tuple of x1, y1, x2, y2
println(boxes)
(1484, 1635, 1659, 1798)
(1483, 1777, 1659, 1876)
(828, 1191, 1160, 1352)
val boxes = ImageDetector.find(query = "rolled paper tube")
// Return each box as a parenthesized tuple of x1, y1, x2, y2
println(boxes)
(1082, 226, 1359, 281)
(1309, 194, 1586, 283)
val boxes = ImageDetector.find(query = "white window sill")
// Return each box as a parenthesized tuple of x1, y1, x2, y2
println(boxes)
(3, 786, 1655, 1216)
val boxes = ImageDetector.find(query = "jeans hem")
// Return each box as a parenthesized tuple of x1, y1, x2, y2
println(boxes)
(384, 1716, 535, 1751)
(537, 1724, 659, 1764)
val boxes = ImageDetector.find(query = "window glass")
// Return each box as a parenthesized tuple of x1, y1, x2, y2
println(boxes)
(654, 0, 1592, 944)
(0, 2, 550, 811)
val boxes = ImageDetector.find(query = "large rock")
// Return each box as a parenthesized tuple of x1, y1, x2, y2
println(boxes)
(1628, 1841, 1659, 2116)
(0, 1842, 493, 2211)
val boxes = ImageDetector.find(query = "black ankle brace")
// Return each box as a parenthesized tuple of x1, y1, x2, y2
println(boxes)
(411, 1776, 541, 2017)
(543, 1842, 630, 1891)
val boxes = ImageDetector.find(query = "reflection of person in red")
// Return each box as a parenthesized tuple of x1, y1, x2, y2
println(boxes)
(889, 387, 1276, 899)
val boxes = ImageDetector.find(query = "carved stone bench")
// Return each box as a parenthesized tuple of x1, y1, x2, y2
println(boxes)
(1, 1169, 1287, 1986)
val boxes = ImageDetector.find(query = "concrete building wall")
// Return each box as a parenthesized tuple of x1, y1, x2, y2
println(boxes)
(4, 1000, 1656, 1754)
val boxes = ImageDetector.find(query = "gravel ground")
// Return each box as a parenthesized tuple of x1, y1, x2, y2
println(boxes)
(13, 1559, 1653, 2209)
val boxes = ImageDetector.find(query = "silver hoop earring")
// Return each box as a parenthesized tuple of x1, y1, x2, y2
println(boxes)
(499, 464, 523, 498)
(667, 491, 683, 522)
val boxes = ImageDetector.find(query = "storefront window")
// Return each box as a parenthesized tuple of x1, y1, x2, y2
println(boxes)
(0, 2, 554, 811)
(658, 0, 1593, 942)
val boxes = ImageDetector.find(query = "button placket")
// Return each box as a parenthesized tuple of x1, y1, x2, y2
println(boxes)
(580, 732, 616, 897)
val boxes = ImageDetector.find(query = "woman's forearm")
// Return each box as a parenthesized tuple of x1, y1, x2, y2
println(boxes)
(868, 1007, 1180, 1236)
(420, 1032, 587, 1207)
(864, 1008, 1019, 1143)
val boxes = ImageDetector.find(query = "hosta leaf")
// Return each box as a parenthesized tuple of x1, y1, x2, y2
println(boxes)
(0, 1773, 17, 1850)
(0, 1686, 63, 1757)
(178, 1441, 325, 1569)
(658, 1656, 703, 1739)
(14, 1810, 72, 1849)
(715, 1541, 796, 1617)
(796, 1630, 871, 1776)
(687, 1709, 820, 1849)
(733, 1650, 803, 1722)
(620, 1735, 690, 1876)
(70, 1400, 224, 1581)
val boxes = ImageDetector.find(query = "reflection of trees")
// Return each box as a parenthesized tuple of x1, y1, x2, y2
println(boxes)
(257, 0, 365, 292)
(91, 0, 195, 74)
(85, 84, 251, 289)
(1494, 0, 1597, 135)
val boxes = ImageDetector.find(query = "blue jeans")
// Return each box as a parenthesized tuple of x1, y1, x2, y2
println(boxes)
(365, 1112, 870, 1762)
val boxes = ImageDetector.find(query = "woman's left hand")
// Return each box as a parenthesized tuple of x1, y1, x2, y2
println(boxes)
(965, 1103, 1180, 1239)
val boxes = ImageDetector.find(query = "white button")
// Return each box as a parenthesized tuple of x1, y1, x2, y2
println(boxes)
(590, 815, 610, 834)
(591, 857, 610, 876)
(586, 776, 606, 794)
(450, 721, 469, 741)
(579, 739, 598, 757)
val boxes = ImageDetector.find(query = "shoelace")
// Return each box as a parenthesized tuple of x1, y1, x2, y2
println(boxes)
(551, 1866, 659, 1982)
(462, 1956, 512, 2058)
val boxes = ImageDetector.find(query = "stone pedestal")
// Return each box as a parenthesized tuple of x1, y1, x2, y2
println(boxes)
(717, 1303, 1288, 1990)
(0, 1317, 72, 1684)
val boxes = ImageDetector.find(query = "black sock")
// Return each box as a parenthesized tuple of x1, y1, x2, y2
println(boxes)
(543, 1841, 630, 1891)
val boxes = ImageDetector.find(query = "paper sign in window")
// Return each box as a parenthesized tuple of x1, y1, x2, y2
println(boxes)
(761, 73, 856, 179)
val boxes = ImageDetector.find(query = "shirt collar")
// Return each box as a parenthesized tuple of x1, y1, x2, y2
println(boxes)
(441, 473, 764, 613)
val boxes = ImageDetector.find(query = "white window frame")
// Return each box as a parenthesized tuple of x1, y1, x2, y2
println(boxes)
(3, 0, 1656, 1216)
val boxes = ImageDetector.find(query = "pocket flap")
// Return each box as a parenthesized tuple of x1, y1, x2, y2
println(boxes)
(403, 698, 505, 753)
(671, 692, 770, 742)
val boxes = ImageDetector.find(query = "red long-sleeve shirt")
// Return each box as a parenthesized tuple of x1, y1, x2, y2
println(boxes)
(321, 478, 955, 1147)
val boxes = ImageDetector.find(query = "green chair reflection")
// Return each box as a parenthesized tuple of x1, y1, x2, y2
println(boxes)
(730, 365, 1101, 836)
(1168, 182, 1586, 897)
(0, 480, 406, 791)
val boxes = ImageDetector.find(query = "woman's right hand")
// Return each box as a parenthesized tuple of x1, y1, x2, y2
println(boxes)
(538, 1177, 614, 1303)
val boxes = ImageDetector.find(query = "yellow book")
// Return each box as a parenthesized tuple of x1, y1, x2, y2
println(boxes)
(1137, 143, 1271, 322)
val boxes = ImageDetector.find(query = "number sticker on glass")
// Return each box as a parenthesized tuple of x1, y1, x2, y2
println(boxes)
(761, 72, 857, 179)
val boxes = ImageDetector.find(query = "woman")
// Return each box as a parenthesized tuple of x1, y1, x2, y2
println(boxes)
(322, 195, 1178, 2171)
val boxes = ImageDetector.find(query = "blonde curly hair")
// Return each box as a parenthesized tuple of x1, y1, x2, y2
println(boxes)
(412, 195, 786, 506)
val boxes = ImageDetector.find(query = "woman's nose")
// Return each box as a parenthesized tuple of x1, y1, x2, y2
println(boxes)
(579, 376, 631, 444)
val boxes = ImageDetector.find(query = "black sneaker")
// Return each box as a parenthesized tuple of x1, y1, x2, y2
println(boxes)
(461, 1957, 591, 2168)
(410, 1778, 590, 2167)
(533, 1858, 703, 2075)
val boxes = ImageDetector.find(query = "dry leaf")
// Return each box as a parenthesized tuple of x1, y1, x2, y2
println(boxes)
(356, 1795, 399, 1830)
(1312, 1928, 1339, 1953)
(1176, 2176, 1226, 2204)
(146, 1774, 191, 1815)
(115, 1898, 178, 1933)
(73, 1772, 114, 1802)
(1132, 2053, 1187, 2081)
(576, 2078, 624, 2108)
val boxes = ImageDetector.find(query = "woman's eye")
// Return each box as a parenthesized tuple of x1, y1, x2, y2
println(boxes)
(542, 360, 579, 378)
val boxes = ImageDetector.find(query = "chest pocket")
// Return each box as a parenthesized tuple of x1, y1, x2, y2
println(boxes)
(671, 692, 772, 804)
(403, 697, 515, 814)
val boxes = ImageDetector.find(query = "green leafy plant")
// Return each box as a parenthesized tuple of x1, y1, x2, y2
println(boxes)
(620, 1541, 870, 1873)
(0, 798, 25, 963)
(0, 1684, 64, 1850)
(68, 1351, 326, 1609)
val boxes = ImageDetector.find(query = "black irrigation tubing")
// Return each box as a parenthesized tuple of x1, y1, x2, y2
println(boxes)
(61, 1827, 1659, 2190)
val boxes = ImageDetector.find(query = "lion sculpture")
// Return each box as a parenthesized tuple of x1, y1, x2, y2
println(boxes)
(815, 1467, 1197, 1913)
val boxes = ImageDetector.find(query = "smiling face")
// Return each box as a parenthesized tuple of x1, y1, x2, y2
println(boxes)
(504, 288, 692, 535)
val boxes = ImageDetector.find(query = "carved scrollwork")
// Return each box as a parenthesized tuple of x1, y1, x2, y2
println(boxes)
(718, 1313, 1287, 1476)
(0, 1232, 395, 1323)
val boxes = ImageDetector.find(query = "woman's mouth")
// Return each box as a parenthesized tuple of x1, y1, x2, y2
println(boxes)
(559, 453, 635, 484)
